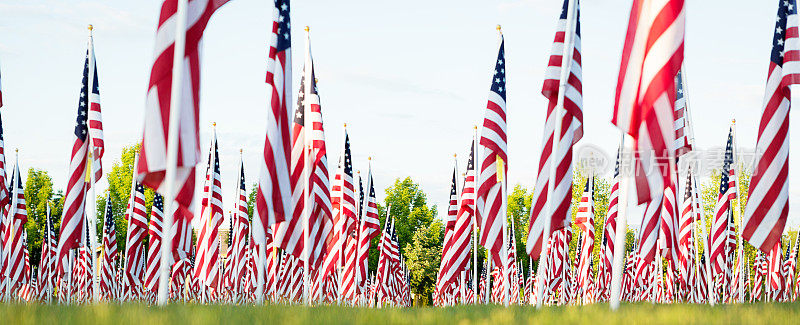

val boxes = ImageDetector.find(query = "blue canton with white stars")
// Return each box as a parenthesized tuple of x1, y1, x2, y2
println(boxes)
(676, 70, 685, 102)
(239, 163, 247, 191)
(466, 141, 475, 171)
(559, 0, 581, 37)
(275, 0, 291, 52)
(104, 196, 115, 233)
(75, 52, 90, 141)
(718, 128, 735, 195)
(342, 134, 353, 176)
(490, 39, 506, 100)
(153, 192, 164, 213)
(772, 0, 798, 66)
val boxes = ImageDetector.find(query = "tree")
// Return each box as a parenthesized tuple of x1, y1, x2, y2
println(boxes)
(95, 144, 155, 252)
(24, 168, 64, 269)
(371, 177, 436, 270)
(506, 185, 533, 275)
(404, 219, 443, 305)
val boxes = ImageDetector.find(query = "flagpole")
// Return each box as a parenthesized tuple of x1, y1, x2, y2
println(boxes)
(157, 0, 189, 306)
(472, 125, 479, 304)
(337, 123, 348, 305)
(693, 173, 715, 306)
(301, 26, 312, 306)
(731, 119, 745, 303)
(536, 0, 577, 308)
(609, 133, 629, 310)
(84, 24, 102, 304)
(4, 149, 18, 301)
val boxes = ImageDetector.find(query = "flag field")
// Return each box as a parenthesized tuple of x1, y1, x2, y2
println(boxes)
(2, 302, 799, 325)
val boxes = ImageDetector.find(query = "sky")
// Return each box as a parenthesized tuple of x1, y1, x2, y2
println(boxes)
(0, 0, 798, 231)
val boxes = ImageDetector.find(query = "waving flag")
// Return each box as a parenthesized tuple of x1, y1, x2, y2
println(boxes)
(477, 33, 507, 260)
(743, 0, 799, 252)
(3, 157, 27, 294)
(136, 0, 230, 219)
(527, 0, 584, 259)
(194, 131, 224, 288)
(611, 0, 685, 204)
(145, 193, 166, 292)
(99, 194, 118, 301)
(56, 42, 95, 274)
(254, 0, 293, 249)
(710, 127, 737, 276)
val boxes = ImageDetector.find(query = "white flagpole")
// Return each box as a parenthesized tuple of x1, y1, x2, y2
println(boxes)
(337, 124, 348, 305)
(731, 119, 745, 303)
(3, 150, 18, 301)
(536, 0, 577, 309)
(157, 0, 189, 306)
(472, 126, 478, 304)
(609, 133, 629, 310)
(693, 173, 715, 306)
(85, 24, 102, 304)
(301, 25, 312, 306)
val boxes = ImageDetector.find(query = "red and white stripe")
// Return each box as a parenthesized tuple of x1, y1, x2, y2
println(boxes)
(526, 0, 584, 259)
(254, 0, 293, 250)
(194, 132, 224, 289)
(99, 195, 118, 301)
(136, 0, 229, 224)
(611, 0, 685, 204)
(86, 31, 104, 183)
(145, 195, 165, 293)
(575, 177, 594, 298)
(123, 181, 148, 300)
(742, 0, 800, 252)
(3, 160, 27, 295)
(357, 169, 380, 289)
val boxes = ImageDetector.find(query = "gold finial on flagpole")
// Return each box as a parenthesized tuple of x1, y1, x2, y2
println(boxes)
(473, 125, 478, 130)
(305, 26, 310, 32)
(212, 122, 216, 127)
(88, 24, 93, 31)
(15, 148, 18, 154)
(454, 153, 457, 158)
(240, 148, 243, 154)
(368, 156, 372, 161)
(344, 123, 347, 128)
(732, 119, 736, 124)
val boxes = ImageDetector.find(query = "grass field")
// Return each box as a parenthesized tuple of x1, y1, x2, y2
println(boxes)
(2, 302, 799, 324)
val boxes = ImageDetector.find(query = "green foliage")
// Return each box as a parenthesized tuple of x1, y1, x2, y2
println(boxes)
(375, 177, 439, 303)
(404, 219, 443, 305)
(24, 168, 64, 268)
(95, 144, 155, 252)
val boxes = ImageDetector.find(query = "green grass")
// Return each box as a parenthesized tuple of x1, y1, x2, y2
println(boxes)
(2, 302, 799, 324)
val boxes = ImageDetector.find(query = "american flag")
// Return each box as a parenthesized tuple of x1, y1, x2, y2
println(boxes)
(673, 69, 692, 156)
(710, 127, 737, 278)
(56, 41, 95, 275)
(99, 194, 118, 301)
(145, 193, 166, 293)
(477, 32, 507, 262)
(341, 225, 358, 305)
(441, 143, 476, 297)
(136, 0, 229, 232)
(195, 132, 224, 289)
(254, 0, 293, 255)
(436, 156, 468, 294)
(37, 203, 57, 300)
(86, 29, 104, 184)
(635, 193, 663, 285)
(527, 0, 584, 259)
(575, 177, 594, 298)
(357, 167, 380, 288)
(677, 167, 695, 299)
(122, 181, 148, 301)
(232, 159, 250, 299)
(4, 158, 27, 294)
(611, 0, 685, 204)
(274, 36, 333, 269)
(743, 0, 799, 253)
(768, 240, 783, 300)
(321, 130, 355, 284)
